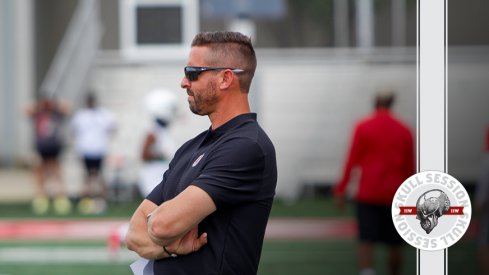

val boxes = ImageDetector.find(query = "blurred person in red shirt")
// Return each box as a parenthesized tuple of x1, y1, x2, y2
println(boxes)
(334, 90, 415, 275)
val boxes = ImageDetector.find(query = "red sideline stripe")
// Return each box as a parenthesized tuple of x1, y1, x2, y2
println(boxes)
(0, 219, 126, 241)
(0, 218, 357, 241)
(0, 218, 477, 241)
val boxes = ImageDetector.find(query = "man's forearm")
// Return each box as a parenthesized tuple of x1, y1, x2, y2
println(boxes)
(126, 207, 166, 259)
(145, 186, 216, 247)
(147, 212, 183, 246)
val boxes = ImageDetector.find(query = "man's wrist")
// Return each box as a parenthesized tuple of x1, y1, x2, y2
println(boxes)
(163, 246, 178, 258)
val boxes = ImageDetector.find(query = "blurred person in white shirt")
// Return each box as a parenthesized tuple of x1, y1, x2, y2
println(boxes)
(138, 89, 178, 197)
(71, 92, 117, 214)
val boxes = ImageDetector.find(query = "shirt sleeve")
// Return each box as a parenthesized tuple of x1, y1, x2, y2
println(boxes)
(146, 166, 171, 205)
(192, 137, 266, 209)
(146, 178, 165, 205)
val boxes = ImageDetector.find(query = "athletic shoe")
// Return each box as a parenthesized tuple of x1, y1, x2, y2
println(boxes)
(53, 196, 72, 215)
(31, 197, 49, 215)
(77, 197, 95, 215)
(92, 198, 107, 215)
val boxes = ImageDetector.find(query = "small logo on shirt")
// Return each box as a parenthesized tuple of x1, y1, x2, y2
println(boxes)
(391, 171, 471, 251)
(192, 153, 205, 167)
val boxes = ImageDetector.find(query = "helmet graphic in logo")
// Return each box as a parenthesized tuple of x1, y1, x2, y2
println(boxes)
(416, 189, 450, 234)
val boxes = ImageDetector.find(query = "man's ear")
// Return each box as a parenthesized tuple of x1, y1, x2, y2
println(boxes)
(219, 70, 234, 90)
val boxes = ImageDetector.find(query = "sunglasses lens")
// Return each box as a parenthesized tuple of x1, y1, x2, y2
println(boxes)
(184, 67, 199, 81)
(188, 72, 198, 81)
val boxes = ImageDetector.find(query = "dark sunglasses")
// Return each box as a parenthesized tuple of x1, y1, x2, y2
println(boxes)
(184, 66, 244, 81)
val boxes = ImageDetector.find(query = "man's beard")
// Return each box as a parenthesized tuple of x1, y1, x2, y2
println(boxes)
(188, 81, 218, 116)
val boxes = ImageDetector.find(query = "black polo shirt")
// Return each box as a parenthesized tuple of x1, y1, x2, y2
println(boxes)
(146, 113, 277, 275)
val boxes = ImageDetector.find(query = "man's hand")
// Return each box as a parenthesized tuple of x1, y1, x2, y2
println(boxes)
(334, 193, 346, 211)
(126, 199, 165, 260)
(165, 227, 208, 256)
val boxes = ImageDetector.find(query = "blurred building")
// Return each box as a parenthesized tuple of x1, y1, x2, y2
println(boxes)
(0, 0, 488, 199)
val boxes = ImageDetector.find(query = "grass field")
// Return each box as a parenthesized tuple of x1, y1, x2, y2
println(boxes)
(0, 240, 418, 275)
(0, 239, 477, 275)
(0, 197, 480, 275)
(0, 196, 355, 219)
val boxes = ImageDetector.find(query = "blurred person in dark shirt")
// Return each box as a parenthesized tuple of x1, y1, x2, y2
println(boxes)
(26, 96, 71, 215)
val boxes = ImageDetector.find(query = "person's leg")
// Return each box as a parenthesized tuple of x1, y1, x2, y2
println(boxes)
(379, 204, 404, 275)
(84, 157, 104, 197)
(82, 158, 92, 197)
(34, 159, 48, 197)
(356, 202, 377, 275)
(48, 158, 65, 197)
(90, 158, 108, 199)
(47, 157, 71, 215)
(90, 169, 107, 200)
(78, 157, 107, 214)
(479, 246, 489, 275)
(78, 157, 95, 214)
(478, 209, 489, 275)
(32, 157, 50, 214)
(388, 245, 402, 275)
(358, 241, 376, 275)
(91, 158, 108, 214)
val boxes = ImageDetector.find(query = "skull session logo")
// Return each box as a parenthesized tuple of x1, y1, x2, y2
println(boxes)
(391, 171, 471, 251)
(416, 190, 451, 234)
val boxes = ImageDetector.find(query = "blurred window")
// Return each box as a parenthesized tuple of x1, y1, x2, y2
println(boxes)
(119, 0, 198, 60)
(136, 6, 182, 44)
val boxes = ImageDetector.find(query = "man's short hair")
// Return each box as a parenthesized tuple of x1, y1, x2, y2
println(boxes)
(375, 89, 396, 109)
(191, 31, 257, 93)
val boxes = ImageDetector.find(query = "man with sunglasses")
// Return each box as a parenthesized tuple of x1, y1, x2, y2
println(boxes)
(126, 31, 277, 275)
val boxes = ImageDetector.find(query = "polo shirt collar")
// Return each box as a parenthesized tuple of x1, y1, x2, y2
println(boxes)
(200, 113, 256, 146)
(211, 113, 257, 134)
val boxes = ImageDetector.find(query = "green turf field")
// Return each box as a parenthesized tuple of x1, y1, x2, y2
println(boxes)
(0, 196, 354, 219)
(0, 197, 480, 274)
(0, 239, 477, 275)
(0, 240, 416, 275)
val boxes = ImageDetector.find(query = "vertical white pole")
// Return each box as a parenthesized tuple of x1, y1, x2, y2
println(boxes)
(417, 0, 447, 274)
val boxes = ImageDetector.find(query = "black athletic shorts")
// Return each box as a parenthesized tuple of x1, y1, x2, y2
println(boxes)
(83, 156, 104, 173)
(36, 144, 62, 161)
(356, 202, 404, 245)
